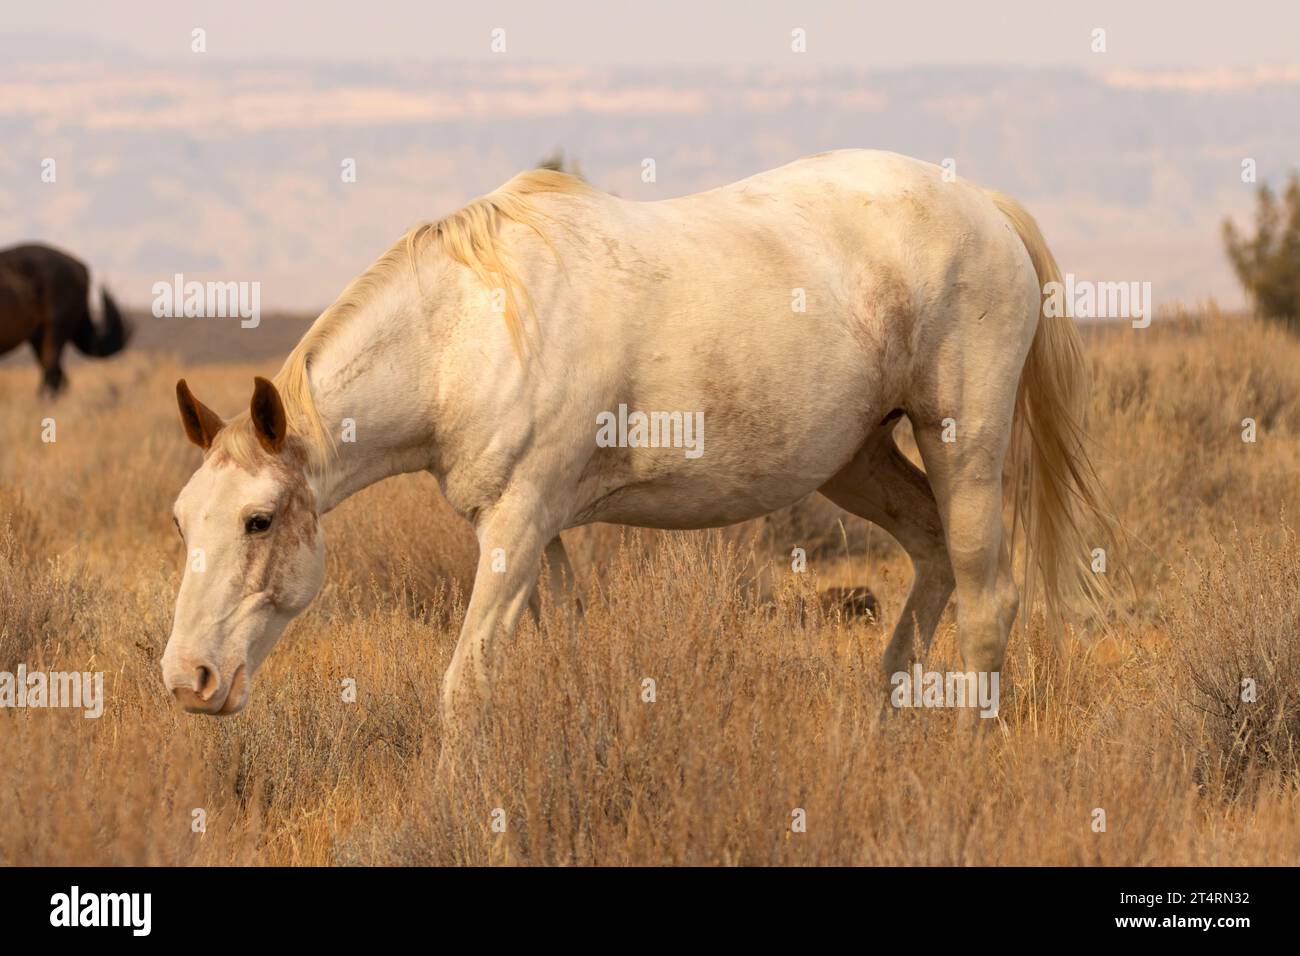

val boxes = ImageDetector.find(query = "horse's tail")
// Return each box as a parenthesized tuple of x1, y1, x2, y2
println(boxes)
(72, 287, 132, 357)
(985, 189, 1121, 644)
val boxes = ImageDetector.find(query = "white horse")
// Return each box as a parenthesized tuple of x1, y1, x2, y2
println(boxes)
(163, 149, 1114, 720)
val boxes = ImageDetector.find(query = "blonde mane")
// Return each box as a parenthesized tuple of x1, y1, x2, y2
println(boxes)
(214, 167, 590, 476)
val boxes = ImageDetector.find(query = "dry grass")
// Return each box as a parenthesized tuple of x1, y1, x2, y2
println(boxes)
(1, 312, 1298, 865)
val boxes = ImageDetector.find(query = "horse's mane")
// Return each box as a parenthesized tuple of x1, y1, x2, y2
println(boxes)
(214, 167, 590, 476)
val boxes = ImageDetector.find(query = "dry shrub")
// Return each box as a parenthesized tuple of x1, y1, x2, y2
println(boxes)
(1168, 527, 1300, 798)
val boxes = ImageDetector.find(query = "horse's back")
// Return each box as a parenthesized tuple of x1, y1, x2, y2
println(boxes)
(0, 243, 90, 283)
(0, 243, 92, 318)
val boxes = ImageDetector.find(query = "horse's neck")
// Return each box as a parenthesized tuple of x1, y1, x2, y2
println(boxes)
(304, 290, 439, 513)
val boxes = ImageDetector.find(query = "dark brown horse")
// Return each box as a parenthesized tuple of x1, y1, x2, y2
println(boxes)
(0, 243, 131, 395)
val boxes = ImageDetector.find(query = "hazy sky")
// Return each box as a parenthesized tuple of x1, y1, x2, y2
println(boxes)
(8, 0, 1300, 69)
(3, 2, 1297, 314)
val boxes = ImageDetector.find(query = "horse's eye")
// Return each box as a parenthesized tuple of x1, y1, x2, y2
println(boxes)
(245, 514, 273, 535)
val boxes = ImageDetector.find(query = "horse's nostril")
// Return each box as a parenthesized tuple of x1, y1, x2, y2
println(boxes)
(195, 665, 220, 701)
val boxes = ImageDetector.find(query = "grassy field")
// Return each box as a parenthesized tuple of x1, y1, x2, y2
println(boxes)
(1, 311, 1298, 865)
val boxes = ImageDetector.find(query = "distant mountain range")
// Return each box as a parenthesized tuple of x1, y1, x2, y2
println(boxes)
(4, 46, 1297, 314)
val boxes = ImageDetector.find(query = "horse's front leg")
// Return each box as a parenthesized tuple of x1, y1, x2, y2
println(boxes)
(440, 495, 559, 728)
(528, 534, 583, 622)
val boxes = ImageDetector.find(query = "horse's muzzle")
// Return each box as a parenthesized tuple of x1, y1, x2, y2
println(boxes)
(163, 659, 248, 716)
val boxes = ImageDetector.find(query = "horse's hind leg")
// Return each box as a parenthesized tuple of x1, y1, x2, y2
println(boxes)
(819, 421, 954, 678)
(912, 400, 1020, 682)
(33, 322, 66, 395)
(39, 358, 66, 396)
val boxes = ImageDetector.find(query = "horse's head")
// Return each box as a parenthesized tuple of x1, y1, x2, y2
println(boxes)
(162, 377, 325, 715)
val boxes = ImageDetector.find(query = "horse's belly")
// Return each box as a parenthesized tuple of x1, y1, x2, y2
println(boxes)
(581, 470, 822, 529)
(574, 421, 868, 529)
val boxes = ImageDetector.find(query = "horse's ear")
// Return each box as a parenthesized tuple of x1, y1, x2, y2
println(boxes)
(176, 379, 224, 451)
(250, 376, 287, 454)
